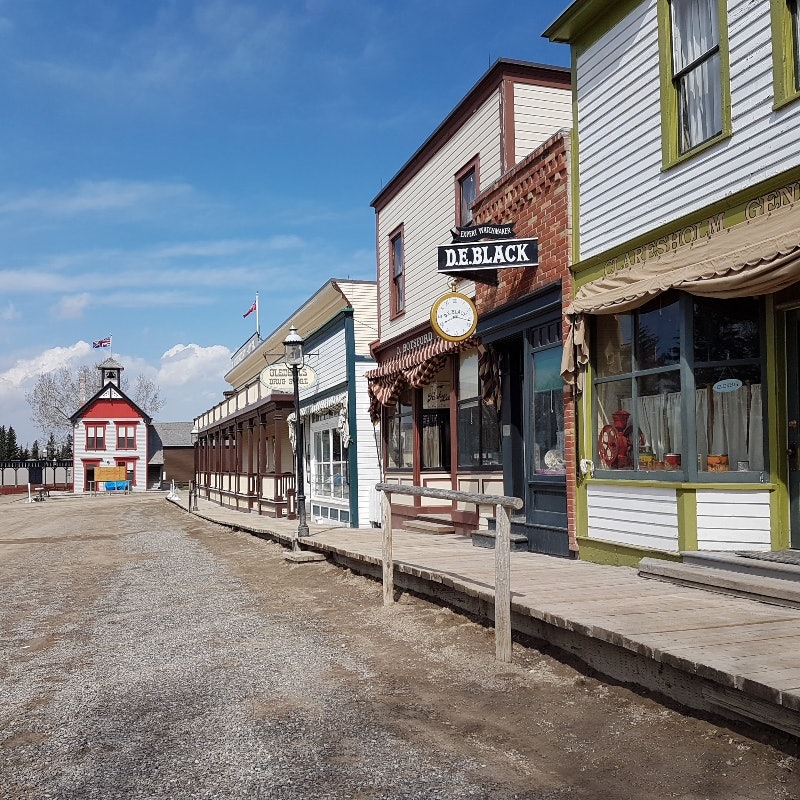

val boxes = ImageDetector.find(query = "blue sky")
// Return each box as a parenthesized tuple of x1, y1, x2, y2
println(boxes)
(0, 0, 569, 447)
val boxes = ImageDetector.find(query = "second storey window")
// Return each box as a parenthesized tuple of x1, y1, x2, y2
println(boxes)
(791, 0, 800, 90)
(86, 424, 105, 451)
(390, 227, 405, 317)
(457, 162, 477, 226)
(117, 424, 136, 449)
(670, 0, 723, 153)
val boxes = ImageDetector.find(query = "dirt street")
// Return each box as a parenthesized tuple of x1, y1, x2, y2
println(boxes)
(1, 493, 798, 799)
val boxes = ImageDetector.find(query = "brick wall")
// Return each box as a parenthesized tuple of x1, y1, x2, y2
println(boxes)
(471, 130, 578, 552)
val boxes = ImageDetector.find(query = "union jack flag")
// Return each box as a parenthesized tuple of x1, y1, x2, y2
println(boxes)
(92, 337, 111, 349)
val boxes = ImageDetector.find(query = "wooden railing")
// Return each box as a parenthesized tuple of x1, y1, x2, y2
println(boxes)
(375, 482, 523, 664)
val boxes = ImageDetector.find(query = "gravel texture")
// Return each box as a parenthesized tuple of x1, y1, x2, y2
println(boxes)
(1, 494, 797, 800)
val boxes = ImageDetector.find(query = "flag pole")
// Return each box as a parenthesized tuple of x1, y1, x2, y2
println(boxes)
(255, 292, 260, 339)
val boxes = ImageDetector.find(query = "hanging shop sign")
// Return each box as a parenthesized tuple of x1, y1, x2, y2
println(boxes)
(259, 363, 318, 391)
(437, 238, 539, 273)
(450, 222, 516, 242)
(430, 290, 478, 342)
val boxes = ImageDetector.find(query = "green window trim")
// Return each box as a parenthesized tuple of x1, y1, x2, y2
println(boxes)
(657, 0, 732, 169)
(771, 0, 800, 109)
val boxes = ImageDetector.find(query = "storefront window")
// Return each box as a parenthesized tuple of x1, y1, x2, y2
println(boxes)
(532, 347, 566, 474)
(593, 293, 764, 476)
(312, 422, 348, 499)
(387, 389, 413, 469)
(457, 351, 501, 467)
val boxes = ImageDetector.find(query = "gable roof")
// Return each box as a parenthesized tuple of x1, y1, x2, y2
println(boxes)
(70, 380, 152, 424)
(148, 422, 193, 464)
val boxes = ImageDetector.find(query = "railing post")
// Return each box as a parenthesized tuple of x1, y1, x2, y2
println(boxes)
(494, 502, 512, 663)
(382, 490, 394, 605)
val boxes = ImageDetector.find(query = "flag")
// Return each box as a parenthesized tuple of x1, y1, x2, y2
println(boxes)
(92, 337, 111, 349)
(243, 299, 257, 318)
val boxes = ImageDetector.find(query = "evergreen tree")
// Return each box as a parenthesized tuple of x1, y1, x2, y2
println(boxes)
(18, 446, 30, 461)
(5, 427, 18, 460)
(0, 426, 6, 459)
(58, 434, 73, 459)
(31, 440, 40, 460)
(46, 434, 57, 459)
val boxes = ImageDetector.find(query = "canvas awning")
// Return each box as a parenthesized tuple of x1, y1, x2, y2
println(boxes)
(366, 336, 477, 422)
(562, 204, 800, 390)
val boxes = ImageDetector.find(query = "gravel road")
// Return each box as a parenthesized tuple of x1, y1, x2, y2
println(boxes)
(1, 494, 797, 799)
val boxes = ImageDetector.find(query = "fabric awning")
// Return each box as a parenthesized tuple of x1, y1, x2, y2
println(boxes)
(366, 336, 477, 422)
(569, 207, 800, 315)
(561, 204, 800, 391)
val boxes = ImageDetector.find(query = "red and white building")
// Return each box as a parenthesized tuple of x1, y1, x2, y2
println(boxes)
(71, 358, 150, 492)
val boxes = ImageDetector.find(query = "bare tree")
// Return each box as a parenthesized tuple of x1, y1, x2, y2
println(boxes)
(26, 364, 165, 443)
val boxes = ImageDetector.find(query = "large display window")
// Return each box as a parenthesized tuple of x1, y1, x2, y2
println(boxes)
(593, 293, 765, 478)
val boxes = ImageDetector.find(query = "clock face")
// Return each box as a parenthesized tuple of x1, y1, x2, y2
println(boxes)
(430, 292, 477, 342)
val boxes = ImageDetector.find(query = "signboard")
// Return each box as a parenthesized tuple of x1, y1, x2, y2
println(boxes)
(451, 222, 515, 242)
(259, 363, 318, 392)
(713, 378, 743, 393)
(438, 237, 539, 273)
(95, 466, 126, 482)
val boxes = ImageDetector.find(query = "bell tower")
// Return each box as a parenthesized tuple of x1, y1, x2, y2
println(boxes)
(97, 357, 123, 389)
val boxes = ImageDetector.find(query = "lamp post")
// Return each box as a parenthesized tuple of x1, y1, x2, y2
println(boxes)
(284, 325, 309, 547)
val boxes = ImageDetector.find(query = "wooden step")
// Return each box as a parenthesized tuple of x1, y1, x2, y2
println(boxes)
(404, 519, 456, 535)
(472, 530, 529, 551)
(638, 557, 800, 608)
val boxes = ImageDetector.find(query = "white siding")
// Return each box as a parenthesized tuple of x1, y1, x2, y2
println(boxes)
(377, 89, 504, 342)
(587, 483, 679, 551)
(696, 490, 772, 551)
(577, 0, 800, 259)
(354, 361, 382, 527)
(300, 327, 347, 405)
(514, 83, 572, 158)
(342, 282, 379, 356)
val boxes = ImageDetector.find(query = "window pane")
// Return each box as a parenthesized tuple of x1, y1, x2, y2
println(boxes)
(596, 380, 633, 469)
(694, 296, 759, 362)
(678, 52, 722, 152)
(595, 314, 632, 377)
(636, 297, 680, 369)
(459, 169, 476, 226)
(636, 372, 682, 469)
(671, 0, 722, 152)
(695, 364, 763, 472)
(793, 0, 800, 90)
(533, 348, 565, 473)
(421, 410, 450, 470)
(459, 351, 479, 399)
(457, 400, 481, 467)
(671, 0, 719, 71)
(480, 402, 501, 466)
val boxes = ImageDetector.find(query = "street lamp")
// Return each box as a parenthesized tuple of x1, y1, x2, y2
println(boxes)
(284, 325, 309, 546)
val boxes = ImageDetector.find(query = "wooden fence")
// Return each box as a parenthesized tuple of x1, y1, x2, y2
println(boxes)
(375, 482, 523, 664)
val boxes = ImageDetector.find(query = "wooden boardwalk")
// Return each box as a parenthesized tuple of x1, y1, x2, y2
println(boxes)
(171, 495, 800, 739)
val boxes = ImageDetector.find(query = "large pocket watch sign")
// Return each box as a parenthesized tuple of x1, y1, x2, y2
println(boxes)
(430, 289, 478, 342)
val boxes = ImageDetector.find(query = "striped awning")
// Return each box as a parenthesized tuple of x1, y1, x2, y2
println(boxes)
(366, 336, 478, 422)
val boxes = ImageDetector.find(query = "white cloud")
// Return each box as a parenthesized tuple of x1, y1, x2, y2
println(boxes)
(0, 342, 92, 390)
(0, 179, 195, 218)
(158, 342, 231, 388)
(0, 301, 20, 320)
(54, 293, 91, 319)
